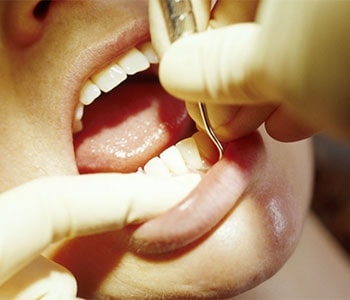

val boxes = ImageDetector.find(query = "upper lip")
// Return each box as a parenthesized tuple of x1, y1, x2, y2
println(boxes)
(61, 16, 150, 133)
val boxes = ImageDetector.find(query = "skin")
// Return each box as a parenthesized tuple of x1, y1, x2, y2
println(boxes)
(51, 130, 313, 299)
(0, 0, 315, 298)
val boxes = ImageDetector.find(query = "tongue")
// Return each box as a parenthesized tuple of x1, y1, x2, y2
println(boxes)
(74, 79, 193, 174)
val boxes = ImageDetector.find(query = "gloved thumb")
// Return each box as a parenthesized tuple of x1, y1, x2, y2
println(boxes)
(159, 23, 277, 105)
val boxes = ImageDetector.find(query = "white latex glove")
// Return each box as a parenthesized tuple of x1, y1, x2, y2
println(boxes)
(0, 173, 200, 299)
(153, 0, 350, 141)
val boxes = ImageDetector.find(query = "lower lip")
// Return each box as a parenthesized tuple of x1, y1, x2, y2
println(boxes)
(131, 132, 263, 254)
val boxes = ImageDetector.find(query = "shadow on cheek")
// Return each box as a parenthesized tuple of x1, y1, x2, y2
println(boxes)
(51, 230, 130, 298)
(51, 222, 220, 298)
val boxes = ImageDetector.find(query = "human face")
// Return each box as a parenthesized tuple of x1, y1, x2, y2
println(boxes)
(0, 1, 312, 299)
(0, 0, 192, 188)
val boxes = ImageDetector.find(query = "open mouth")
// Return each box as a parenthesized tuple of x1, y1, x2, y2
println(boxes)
(72, 41, 204, 175)
(68, 38, 258, 254)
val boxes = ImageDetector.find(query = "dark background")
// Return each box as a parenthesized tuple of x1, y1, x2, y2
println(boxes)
(312, 134, 350, 255)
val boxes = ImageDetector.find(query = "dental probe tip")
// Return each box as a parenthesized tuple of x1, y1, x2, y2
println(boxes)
(198, 102, 224, 160)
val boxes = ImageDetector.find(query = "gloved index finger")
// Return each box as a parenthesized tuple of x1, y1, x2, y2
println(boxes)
(210, 0, 259, 28)
(191, 0, 212, 30)
(0, 172, 200, 286)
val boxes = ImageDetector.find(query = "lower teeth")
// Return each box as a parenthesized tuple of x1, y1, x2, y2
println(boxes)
(140, 133, 212, 177)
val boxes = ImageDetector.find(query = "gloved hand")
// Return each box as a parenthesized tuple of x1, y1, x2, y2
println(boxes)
(0, 172, 200, 299)
(152, 0, 350, 141)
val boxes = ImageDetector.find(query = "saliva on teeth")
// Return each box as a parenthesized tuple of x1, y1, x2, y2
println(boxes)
(139, 136, 211, 178)
(73, 42, 158, 134)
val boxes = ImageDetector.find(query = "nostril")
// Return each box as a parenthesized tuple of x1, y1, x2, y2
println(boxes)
(33, 0, 51, 19)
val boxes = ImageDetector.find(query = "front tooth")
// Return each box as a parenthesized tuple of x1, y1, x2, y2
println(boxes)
(117, 48, 150, 75)
(176, 137, 203, 171)
(91, 64, 127, 93)
(159, 146, 189, 175)
(144, 156, 171, 177)
(80, 80, 101, 105)
(138, 42, 159, 64)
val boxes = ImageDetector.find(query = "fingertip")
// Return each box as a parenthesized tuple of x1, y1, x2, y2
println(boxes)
(265, 105, 317, 142)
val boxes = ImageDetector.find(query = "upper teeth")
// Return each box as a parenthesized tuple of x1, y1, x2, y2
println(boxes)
(73, 42, 158, 133)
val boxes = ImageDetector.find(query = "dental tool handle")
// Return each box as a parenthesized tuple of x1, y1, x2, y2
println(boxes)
(160, 0, 197, 41)
(160, 0, 223, 160)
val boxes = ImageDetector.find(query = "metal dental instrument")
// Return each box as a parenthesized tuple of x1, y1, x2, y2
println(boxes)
(160, 0, 224, 160)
